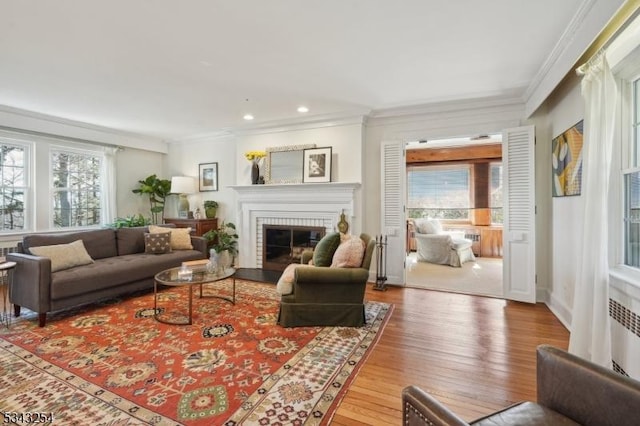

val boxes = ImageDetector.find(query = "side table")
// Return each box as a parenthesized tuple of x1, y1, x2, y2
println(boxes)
(164, 218, 218, 237)
(0, 261, 16, 328)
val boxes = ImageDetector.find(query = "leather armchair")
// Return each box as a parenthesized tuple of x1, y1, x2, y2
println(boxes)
(403, 344, 640, 425)
(276, 233, 375, 327)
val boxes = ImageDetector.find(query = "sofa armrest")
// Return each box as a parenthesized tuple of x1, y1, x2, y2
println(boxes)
(6, 252, 52, 313)
(292, 266, 368, 303)
(537, 344, 640, 426)
(402, 386, 470, 426)
(190, 236, 207, 257)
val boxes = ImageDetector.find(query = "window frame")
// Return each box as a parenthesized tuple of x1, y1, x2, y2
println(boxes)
(49, 144, 104, 231)
(0, 137, 32, 234)
(407, 163, 472, 222)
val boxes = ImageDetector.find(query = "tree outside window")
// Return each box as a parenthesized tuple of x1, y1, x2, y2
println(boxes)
(52, 150, 102, 228)
(0, 143, 26, 231)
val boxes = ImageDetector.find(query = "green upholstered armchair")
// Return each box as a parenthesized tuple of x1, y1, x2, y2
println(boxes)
(277, 233, 375, 327)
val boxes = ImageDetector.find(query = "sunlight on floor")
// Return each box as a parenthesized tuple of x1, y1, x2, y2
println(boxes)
(405, 252, 503, 298)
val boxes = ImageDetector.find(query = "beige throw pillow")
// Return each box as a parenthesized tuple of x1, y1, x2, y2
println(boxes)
(330, 235, 365, 268)
(276, 263, 315, 295)
(148, 225, 193, 250)
(29, 239, 94, 272)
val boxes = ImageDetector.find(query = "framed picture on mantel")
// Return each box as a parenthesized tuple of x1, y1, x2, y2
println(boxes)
(303, 147, 332, 183)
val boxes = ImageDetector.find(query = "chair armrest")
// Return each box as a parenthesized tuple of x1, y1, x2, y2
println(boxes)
(292, 266, 368, 303)
(6, 252, 52, 313)
(537, 344, 640, 426)
(190, 236, 207, 257)
(402, 386, 470, 426)
(443, 230, 465, 240)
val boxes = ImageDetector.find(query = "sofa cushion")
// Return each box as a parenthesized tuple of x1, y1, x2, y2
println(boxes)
(116, 227, 146, 255)
(312, 232, 341, 267)
(149, 225, 193, 250)
(50, 250, 205, 300)
(29, 239, 94, 272)
(331, 235, 365, 268)
(23, 228, 118, 260)
(144, 232, 172, 254)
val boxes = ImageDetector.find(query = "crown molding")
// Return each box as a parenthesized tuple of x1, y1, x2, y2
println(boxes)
(0, 104, 168, 153)
(524, 0, 626, 117)
(168, 130, 235, 145)
(227, 109, 370, 137)
(369, 90, 525, 121)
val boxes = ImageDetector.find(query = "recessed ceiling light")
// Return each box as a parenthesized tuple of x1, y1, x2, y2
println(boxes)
(297, 106, 309, 113)
(243, 114, 254, 120)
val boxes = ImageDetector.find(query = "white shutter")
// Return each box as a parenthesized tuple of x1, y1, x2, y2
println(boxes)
(381, 141, 406, 285)
(503, 125, 536, 303)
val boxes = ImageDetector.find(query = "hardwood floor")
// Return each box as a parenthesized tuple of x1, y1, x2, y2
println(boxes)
(331, 285, 570, 425)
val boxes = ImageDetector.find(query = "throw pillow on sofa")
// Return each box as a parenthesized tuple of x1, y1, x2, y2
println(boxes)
(312, 232, 341, 267)
(144, 232, 172, 254)
(148, 225, 193, 250)
(29, 239, 94, 272)
(331, 235, 365, 268)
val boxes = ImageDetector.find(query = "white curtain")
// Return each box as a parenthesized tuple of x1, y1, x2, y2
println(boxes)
(569, 52, 617, 367)
(101, 146, 118, 225)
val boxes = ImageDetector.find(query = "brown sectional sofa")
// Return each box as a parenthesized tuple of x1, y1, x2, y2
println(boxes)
(7, 225, 207, 327)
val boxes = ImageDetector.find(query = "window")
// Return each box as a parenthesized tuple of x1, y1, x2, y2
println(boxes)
(490, 162, 503, 224)
(624, 78, 640, 268)
(51, 149, 102, 228)
(0, 141, 28, 232)
(407, 165, 470, 219)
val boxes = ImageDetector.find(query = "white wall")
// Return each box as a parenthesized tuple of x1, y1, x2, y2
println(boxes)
(116, 148, 166, 219)
(529, 79, 585, 327)
(166, 136, 238, 224)
(234, 120, 364, 185)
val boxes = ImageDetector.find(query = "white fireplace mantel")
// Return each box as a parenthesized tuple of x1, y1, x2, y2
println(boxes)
(230, 182, 361, 268)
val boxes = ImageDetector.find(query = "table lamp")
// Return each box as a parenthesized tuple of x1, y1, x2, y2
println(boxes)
(170, 176, 196, 218)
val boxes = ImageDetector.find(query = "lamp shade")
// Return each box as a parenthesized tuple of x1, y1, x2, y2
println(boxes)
(170, 176, 196, 194)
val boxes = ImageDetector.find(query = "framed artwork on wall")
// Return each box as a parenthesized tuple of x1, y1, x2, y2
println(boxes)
(552, 120, 584, 197)
(199, 162, 218, 192)
(303, 147, 332, 183)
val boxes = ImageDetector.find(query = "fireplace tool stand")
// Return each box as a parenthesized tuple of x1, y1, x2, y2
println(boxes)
(373, 235, 387, 291)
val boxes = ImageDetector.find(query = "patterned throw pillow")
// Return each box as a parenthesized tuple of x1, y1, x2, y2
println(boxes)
(331, 235, 365, 268)
(144, 232, 172, 254)
(148, 225, 193, 250)
(312, 232, 341, 267)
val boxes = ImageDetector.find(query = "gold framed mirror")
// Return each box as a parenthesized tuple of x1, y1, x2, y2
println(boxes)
(264, 144, 316, 184)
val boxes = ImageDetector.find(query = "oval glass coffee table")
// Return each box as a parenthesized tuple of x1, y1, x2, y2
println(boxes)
(154, 266, 236, 325)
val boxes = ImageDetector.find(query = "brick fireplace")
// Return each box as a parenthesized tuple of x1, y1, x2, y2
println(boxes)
(230, 182, 360, 269)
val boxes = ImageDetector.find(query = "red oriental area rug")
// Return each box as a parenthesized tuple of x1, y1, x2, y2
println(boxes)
(0, 279, 391, 425)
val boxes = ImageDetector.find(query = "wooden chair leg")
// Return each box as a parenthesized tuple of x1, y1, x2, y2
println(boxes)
(13, 304, 20, 317)
(38, 313, 46, 327)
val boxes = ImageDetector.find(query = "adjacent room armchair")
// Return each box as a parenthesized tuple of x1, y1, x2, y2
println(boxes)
(403, 344, 640, 426)
(276, 232, 375, 327)
(411, 218, 475, 267)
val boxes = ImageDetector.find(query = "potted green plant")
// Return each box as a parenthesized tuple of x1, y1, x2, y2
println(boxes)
(204, 200, 219, 218)
(132, 174, 171, 224)
(108, 214, 151, 228)
(203, 221, 238, 268)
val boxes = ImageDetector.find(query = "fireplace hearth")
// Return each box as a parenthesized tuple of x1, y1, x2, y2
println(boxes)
(262, 225, 325, 271)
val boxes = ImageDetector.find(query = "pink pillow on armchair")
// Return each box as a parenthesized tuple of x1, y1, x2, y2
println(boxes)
(330, 236, 365, 268)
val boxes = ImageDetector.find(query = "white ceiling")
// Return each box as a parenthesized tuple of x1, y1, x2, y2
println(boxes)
(0, 0, 588, 141)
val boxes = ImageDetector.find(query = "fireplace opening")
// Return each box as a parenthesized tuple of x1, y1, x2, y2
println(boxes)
(262, 224, 326, 271)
